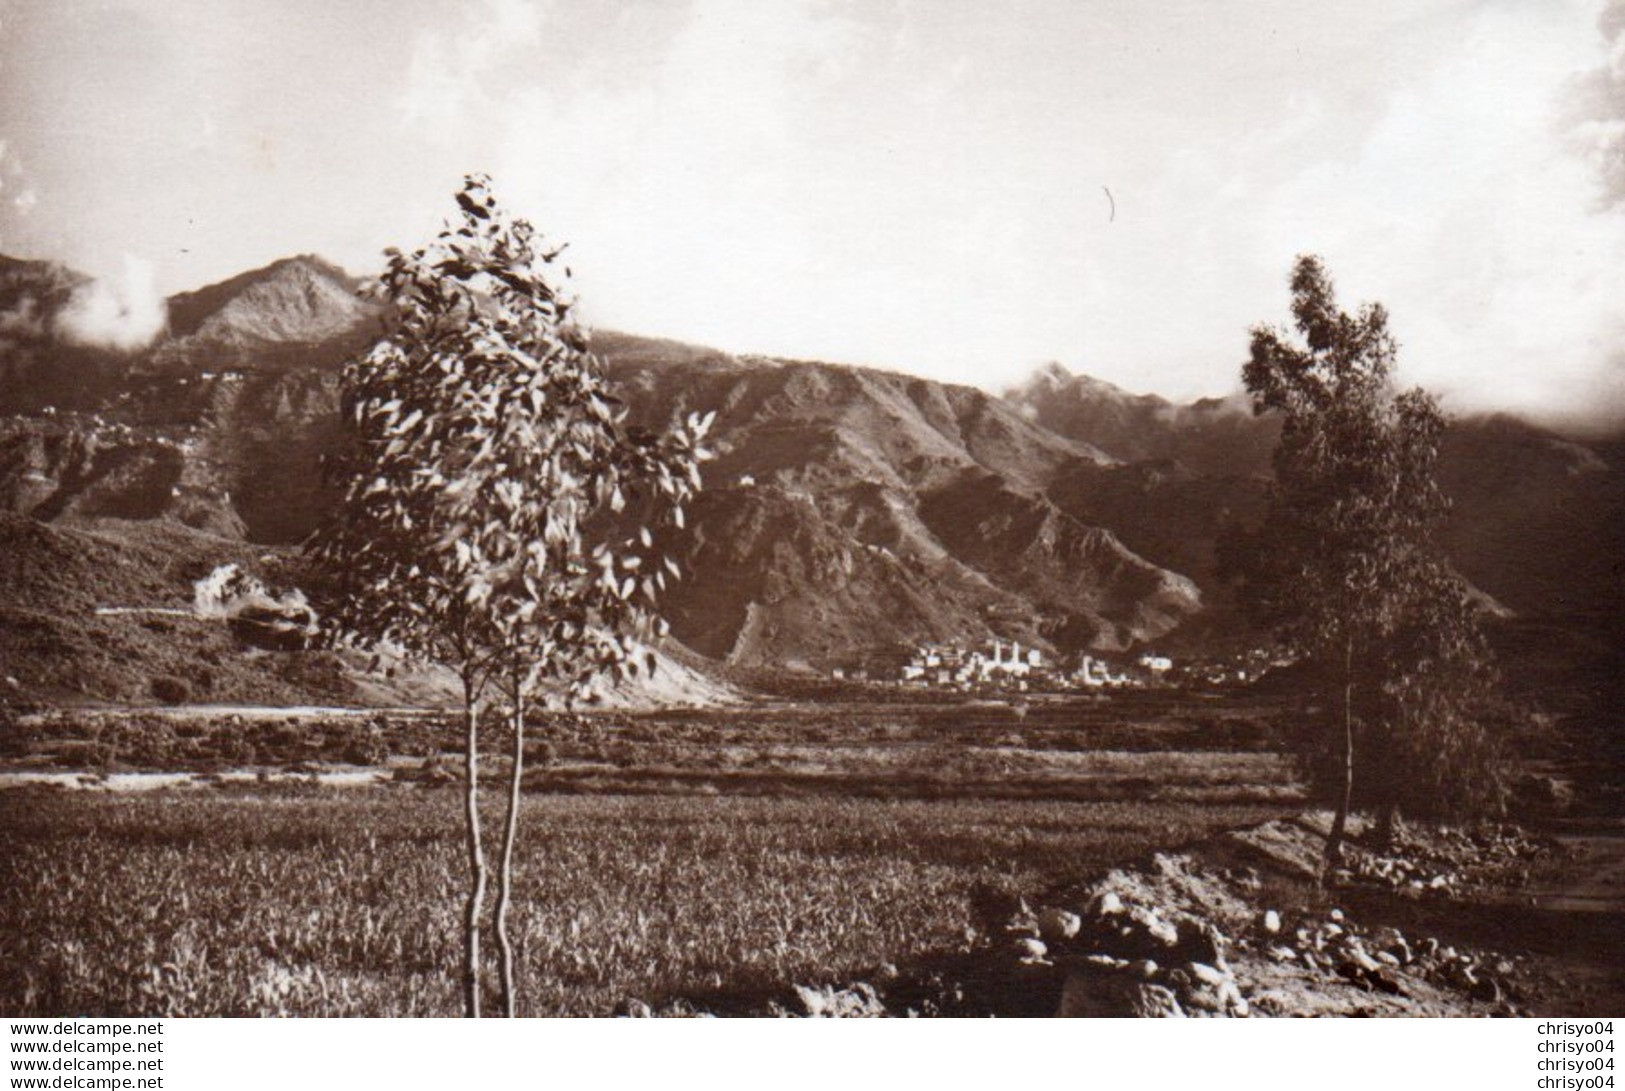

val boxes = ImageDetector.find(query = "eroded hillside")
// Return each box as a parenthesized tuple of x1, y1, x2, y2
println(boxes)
(0, 253, 1621, 701)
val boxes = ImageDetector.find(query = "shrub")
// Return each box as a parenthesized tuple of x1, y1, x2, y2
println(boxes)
(150, 676, 190, 705)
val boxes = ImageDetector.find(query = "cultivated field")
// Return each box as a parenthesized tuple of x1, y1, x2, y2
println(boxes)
(1, 692, 1306, 1016)
(0, 788, 1287, 1016)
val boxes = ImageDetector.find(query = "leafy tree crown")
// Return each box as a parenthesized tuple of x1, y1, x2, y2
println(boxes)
(1243, 255, 1450, 648)
(1241, 255, 1502, 821)
(310, 174, 711, 696)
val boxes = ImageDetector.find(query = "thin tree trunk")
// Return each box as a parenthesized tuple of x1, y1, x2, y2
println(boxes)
(1374, 800, 1398, 849)
(1323, 635, 1355, 884)
(461, 673, 487, 1019)
(495, 669, 526, 1018)
(1370, 715, 1398, 849)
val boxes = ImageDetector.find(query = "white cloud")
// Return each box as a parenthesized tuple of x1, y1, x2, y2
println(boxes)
(54, 255, 167, 351)
(1289, 4, 1625, 422)
(9, 0, 1624, 425)
(1115, 1, 1625, 423)
(397, 0, 546, 132)
(1568, 0, 1625, 207)
(0, 138, 35, 245)
(489, 0, 868, 349)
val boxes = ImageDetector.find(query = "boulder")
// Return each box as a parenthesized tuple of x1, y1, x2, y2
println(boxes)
(1012, 937, 1048, 963)
(1058, 971, 1185, 1018)
(1038, 907, 1082, 943)
(1087, 890, 1125, 918)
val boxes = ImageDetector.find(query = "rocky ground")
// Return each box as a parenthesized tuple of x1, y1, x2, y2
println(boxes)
(630, 810, 1623, 1017)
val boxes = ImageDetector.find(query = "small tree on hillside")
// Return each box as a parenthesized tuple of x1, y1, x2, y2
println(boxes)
(1240, 255, 1501, 878)
(309, 175, 710, 1016)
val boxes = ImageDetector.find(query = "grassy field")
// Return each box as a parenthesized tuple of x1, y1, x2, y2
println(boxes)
(0, 692, 1306, 1015)
(0, 786, 1286, 1016)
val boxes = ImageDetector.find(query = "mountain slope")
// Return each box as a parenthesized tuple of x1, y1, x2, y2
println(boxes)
(1003, 360, 1625, 633)
(596, 338, 1194, 664)
(0, 257, 1202, 674)
(0, 514, 369, 705)
(151, 255, 377, 373)
(1005, 362, 1277, 470)
(0, 256, 132, 415)
(1, 251, 1620, 691)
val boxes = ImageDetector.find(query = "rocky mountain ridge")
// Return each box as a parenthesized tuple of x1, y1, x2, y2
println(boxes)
(1, 252, 1620, 702)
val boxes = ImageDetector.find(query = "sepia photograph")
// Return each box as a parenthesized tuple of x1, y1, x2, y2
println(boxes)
(1, 0, 1622, 1038)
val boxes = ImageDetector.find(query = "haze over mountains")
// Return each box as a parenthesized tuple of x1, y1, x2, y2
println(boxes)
(1, 253, 1621, 705)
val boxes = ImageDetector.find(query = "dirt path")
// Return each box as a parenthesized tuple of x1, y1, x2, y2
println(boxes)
(0, 768, 392, 791)
(17, 704, 441, 725)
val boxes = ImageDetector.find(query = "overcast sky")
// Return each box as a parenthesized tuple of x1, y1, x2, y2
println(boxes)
(2, 0, 1623, 424)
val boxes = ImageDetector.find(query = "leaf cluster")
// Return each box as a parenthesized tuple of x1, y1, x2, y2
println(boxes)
(1242, 256, 1450, 650)
(309, 174, 712, 698)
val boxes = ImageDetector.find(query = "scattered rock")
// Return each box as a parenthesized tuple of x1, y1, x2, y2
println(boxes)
(1343, 946, 1381, 974)
(1038, 907, 1082, 942)
(1013, 937, 1048, 963)
(1088, 891, 1125, 918)
(1058, 971, 1185, 1018)
(789, 982, 885, 1018)
(742, 812, 1569, 1020)
(1124, 906, 1181, 954)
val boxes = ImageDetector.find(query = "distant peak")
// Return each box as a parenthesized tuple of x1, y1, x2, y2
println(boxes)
(1035, 360, 1072, 386)
(0, 253, 90, 298)
(1013, 362, 1143, 404)
(260, 254, 355, 283)
(171, 254, 354, 305)
(163, 253, 371, 345)
(0, 253, 85, 278)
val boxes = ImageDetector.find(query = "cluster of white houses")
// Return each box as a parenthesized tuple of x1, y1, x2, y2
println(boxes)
(889, 640, 1179, 691)
(829, 639, 1288, 692)
(1076, 652, 1171, 688)
(900, 640, 1045, 685)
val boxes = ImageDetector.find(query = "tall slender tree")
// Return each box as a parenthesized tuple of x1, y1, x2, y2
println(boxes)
(309, 175, 709, 1015)
(1241, 255, 1501, 877)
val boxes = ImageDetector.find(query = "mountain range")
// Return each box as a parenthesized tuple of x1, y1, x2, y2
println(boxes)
(1, 253, 1620, 708)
